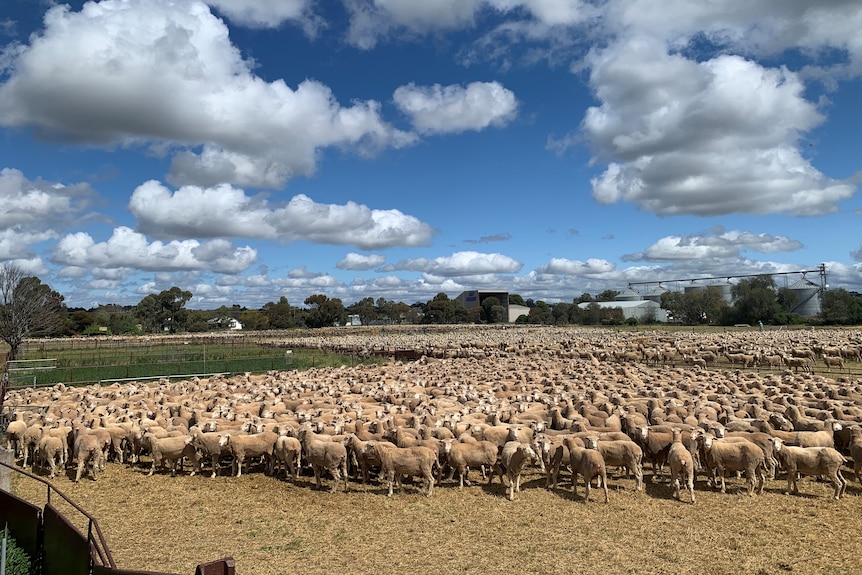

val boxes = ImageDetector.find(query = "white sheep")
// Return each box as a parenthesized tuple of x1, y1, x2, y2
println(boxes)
(372, 443, 437, 496)
(667, 428, 695, 503)
(583, 435, 643, 491)
(771, 438, 847, 500)
(493, 440, 539, 501)
(697, 432, 765, 496)
(218, 431, 277, 477)
(145, 433, 200, 477)
(564, 436, 609, 503)
(442, 439, 498, 488)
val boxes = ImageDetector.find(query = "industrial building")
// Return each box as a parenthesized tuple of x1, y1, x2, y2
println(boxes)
(456, 290, 510, 321)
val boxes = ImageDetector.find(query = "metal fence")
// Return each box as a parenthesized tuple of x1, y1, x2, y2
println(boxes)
(0, 454, 235, 575)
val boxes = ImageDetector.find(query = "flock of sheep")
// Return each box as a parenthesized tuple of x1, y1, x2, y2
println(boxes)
(4, 325, 862, 503)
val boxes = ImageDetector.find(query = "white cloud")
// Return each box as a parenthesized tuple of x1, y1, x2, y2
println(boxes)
(393, 81, 518, 135)
(337, 253, 386, 270)
(535, 257, 616, 275)
(206, 0, 318, 30)
(344, 0, 592, 49)
(0, 229, 55, 260)
(129, 180, 436, 249)
(623, 230, 804, 262)
(383, 251, 523, 276)
(53, 227, 257, 274)
(583, 37, 855, 216)
(0, 167, 95, 230)
(0, 0, 415, 189)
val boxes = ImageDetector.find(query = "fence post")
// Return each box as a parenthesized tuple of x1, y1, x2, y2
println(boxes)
(0, 448, 13, 492)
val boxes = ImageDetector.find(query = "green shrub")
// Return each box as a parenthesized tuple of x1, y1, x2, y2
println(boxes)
(2, 531, 34, 575)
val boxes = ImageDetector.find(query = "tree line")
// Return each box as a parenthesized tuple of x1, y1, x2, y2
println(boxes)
(2, 265, 862, 359)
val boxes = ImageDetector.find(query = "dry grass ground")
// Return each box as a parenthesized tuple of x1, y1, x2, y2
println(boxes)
(11, 458, 862, 575)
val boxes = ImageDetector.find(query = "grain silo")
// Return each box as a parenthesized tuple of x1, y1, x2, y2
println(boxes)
(644, 285, 668, 304)
(787, 278, 822, 317)
(616, 287, 644, 301)
(711, 279, 734, 304)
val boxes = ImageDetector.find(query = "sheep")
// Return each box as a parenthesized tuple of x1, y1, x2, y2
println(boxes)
(563, 436, 609, 503)
(73, 433, 103, 482)
(189, 426, 229, 478)
(297, 427, 349, 493)
(849, 426, 862, 485)
(5, 411, 28, 458)
(667, 428, 695, 503)
(535, 433, 580, 490)
(723, 431, 779, 479)
(821, 354, 845, 371)
(37, 435, 66, 479)
(218, 431, 277, 477)
(583, 435, 643, 491)
(145, 433, 200, 477)
(771, 438, 847, 499)
(697, 432, 765, 496)
(442, 439, 499, 488)
(271, 434, 302, 481)
(346, 434, 387, 484)
(493, 440, 539, 501)
(753, 419, 839, 449)
(633, 425, 682, 481)
(371, 443, 437, 496)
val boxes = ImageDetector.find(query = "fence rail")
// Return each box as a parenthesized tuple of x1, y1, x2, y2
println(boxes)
(0, 455, 235, 575)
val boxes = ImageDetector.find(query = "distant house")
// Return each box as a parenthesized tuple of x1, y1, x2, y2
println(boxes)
(207, 317, 243, 330)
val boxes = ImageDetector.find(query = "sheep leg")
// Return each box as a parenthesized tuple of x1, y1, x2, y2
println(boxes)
(601, 471, 609, 503)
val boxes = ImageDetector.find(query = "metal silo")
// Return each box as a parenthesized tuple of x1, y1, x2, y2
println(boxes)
(644, 285, 668, 304)
(616, 287, 644, 301)
(711, 280, 733, 304)
(788, 278, 821, 317)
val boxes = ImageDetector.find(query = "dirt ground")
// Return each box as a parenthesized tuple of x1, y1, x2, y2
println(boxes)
(11, 458, 862, 575)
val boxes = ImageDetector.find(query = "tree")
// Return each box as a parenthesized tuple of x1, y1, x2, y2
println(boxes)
(0, 264, 66, 361)
(820, 288, 862, 325)
(508, 294, 526, 306)
(660, 287, 728, 325)
(481, 296, 505, 323)
(262, 296, 293, 329)
(304, 294, 346, 328)
(596, 290, 619, 302)
(135, 286, 193, 333)
(730, 276, 780, 325)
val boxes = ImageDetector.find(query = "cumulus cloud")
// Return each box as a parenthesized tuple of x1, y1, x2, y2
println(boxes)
(0, 167, 96, 230)
(129, 180, 436, 249)
(583, 37, 854, 216)
(393, 81, 518, 135)
(535, 258, 616, 275)
(383, 251, 522, 276)
(337, 253, 386, 270)
(344, 0, 593, 49)
(52, 227, 257, 274)
(622, 230, 804, 262)
(206, 0, 319, 30)
(0, 0, 414, 189)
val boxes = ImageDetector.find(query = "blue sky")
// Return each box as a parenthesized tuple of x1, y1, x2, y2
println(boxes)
(1, 0, 860, 310)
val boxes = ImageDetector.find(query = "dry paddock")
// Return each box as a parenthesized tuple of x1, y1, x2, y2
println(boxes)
(6, 326, 862, 575)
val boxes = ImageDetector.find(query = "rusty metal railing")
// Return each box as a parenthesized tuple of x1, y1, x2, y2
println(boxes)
(0, 458, 117, 570)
